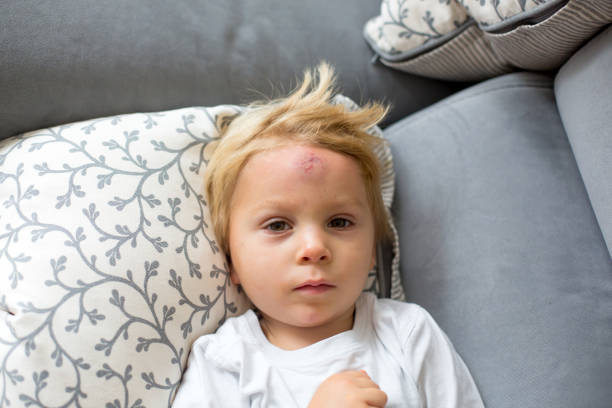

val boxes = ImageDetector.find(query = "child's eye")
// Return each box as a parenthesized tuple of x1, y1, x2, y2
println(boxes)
(265, 220, 290, 232)
(328, 218, 353, 229)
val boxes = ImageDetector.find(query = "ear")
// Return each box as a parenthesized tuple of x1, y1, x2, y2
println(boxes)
(228, 261, 241, 285)
(369, 245, 376, 270)
(230, 270, 241, 286)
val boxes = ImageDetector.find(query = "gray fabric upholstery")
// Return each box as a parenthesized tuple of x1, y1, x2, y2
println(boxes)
(555, 25, 612, 258)
(386, 72, 612, 408)
(0, 0, 465, 140)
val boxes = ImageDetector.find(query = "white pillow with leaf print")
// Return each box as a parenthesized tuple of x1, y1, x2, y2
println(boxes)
(0, 106, 251, 408)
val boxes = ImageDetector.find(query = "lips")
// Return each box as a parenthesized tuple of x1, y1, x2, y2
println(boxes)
(294, 281, 335, 294)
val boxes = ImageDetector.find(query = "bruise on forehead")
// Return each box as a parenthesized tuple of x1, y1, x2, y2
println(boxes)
(295, 150, 326, 175)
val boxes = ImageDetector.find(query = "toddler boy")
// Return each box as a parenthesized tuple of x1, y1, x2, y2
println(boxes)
(172, 63, 484, 407)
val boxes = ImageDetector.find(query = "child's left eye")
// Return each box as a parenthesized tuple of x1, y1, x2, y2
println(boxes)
(328, 218, 353, 229)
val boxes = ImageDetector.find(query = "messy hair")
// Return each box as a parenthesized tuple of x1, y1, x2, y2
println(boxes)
(205, 62, 391, 256)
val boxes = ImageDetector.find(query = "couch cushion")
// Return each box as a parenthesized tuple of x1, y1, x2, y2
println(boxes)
(386, 72, 612, 407)
(0, 0, 465, 141)
(555, 25, 612, 259)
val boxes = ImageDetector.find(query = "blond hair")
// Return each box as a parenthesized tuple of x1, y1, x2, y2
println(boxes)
(205, 62, 391, 256)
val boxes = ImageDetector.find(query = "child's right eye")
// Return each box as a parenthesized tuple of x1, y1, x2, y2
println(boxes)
(265, 221, 290, 232)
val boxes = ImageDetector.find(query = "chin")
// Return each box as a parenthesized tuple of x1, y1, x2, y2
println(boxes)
(295, 307, 350, 328)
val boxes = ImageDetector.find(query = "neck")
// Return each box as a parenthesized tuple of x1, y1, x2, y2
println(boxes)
(259, 305, 356, 350)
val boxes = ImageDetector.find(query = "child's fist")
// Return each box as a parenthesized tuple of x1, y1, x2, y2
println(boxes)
(308, 370, 387, 408)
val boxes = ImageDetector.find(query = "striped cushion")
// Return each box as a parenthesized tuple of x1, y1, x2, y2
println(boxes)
(365, 0, 612, 81)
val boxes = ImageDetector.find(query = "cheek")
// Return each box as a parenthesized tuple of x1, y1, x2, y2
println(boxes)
(348, 232, 377, 274)
(228, 238, 272, 286)
(342, 239, 375, 269)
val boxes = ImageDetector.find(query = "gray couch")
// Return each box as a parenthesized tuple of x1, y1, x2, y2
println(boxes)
(1, 1, 611, 407)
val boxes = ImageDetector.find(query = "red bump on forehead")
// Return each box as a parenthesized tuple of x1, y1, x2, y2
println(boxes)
(295, 151, 326, 174)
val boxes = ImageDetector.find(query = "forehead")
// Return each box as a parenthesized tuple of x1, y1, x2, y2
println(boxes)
(231, 144, 369, 208)
(244, 143, 358, 179)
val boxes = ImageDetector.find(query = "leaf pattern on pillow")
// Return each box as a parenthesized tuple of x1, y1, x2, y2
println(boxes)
(0, 106, 249, 408)
(365, 0, 553, 57)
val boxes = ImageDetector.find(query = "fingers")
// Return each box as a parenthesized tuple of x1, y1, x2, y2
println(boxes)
(313, 370, 387, 408)
(351, 370, 388, 407)
(342, 370, 380, 388)
(363, 388, 388, 408)
(354, 369, 374, 382)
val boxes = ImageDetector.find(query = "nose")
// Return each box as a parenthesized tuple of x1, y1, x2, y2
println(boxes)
(296, 227, 332, 264)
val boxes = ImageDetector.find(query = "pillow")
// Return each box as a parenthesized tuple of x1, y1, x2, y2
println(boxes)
(364, 0, 612, 81)
(0, 100, 402, 407)
(0, 106, 252, 407)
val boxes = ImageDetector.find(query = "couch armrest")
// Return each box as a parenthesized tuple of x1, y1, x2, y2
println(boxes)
(555, 25, 612, 258)
(386, 71, 612, 407)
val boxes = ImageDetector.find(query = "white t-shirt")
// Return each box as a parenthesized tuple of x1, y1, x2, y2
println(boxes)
(172, 293, 484, 408)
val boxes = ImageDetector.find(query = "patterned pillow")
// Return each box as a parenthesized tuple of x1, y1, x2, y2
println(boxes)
(0, 100, 402, 407)
(0, 106, 252, 407)
(364, 0, 612, 81)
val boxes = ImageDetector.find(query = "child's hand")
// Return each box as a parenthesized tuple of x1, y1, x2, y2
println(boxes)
(308, 370, 387, 407)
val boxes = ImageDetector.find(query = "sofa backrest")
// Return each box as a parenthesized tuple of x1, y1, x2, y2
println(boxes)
(555, 25, 612, 258)
(0, 0, 465, 141)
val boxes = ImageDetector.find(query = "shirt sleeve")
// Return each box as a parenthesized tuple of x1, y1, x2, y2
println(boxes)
(402, 306, 484, 408)
(171, 337, 242, 408)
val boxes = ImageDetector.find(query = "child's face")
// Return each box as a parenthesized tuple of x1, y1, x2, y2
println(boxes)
(228, 143, 376, 341)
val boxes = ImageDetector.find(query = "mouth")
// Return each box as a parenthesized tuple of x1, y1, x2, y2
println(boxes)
(294, 281, 335, 294)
